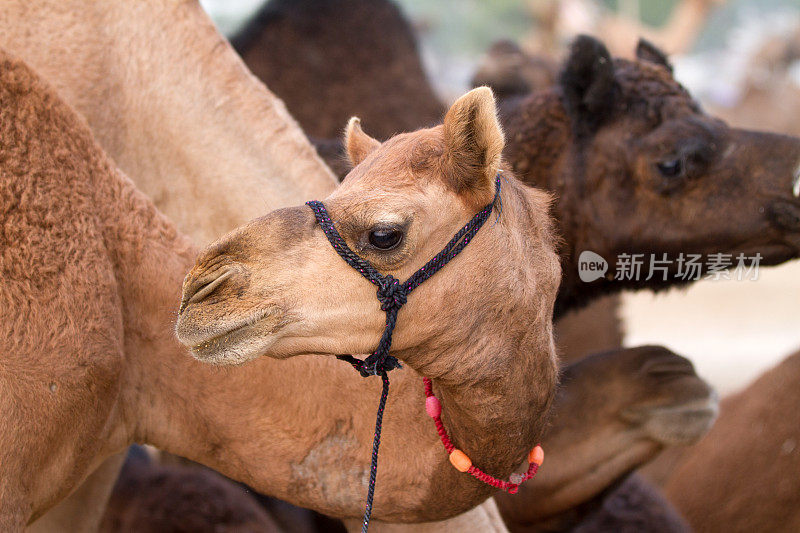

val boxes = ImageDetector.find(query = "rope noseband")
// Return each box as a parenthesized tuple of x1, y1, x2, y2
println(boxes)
(308, 175, 536, 531)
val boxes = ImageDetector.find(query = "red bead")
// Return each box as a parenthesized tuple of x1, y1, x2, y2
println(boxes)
(425, 396, 441, 418)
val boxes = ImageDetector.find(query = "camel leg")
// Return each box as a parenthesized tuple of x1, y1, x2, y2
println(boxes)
(342, 499, 508, 533)
(26, 452, 126, 533)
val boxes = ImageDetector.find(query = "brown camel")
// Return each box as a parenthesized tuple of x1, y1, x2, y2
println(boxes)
(651, 350, 800, 532)
(494, 35, 800, 320)
(100, 345, 713, 532)
(0, 0, 338, 246)
(497, 345, 715, 532)
(175, 84, 562, 514)
(231, 0, 445, 141)
(0, 52, 560, 529)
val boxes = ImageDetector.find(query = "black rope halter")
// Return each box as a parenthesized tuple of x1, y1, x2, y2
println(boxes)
(305, 174, 501, 532)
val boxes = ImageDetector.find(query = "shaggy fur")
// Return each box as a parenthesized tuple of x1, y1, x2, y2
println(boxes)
(661, 350, 800, 532)
(0, 55, 559, 526)
(232, 0, 444, 141)
(500, 36, 800, 317)
(496, 346, 715, 531)
(0, 0, 337, 246)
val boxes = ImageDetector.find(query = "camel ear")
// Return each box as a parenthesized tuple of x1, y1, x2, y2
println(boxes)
(636, 39, 673, 73)
(344, 117, 380, 166)
(442, 87, 505, 193)
(559, 35, 616, 133)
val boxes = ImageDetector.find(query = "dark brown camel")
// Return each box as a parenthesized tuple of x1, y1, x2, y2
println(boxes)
(232, 0, 444, 141)
(495, 36, 800, 319)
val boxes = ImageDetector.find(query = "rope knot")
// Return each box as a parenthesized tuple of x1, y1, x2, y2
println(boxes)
(376, 275, 407, 312)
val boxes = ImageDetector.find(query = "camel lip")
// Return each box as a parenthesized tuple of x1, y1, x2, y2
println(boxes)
(177, 306, 281, 352)
(186, 309, 285, 365)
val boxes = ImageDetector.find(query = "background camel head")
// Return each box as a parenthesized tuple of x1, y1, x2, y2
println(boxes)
(176, 87, 560, 370)
(496, 345, 717, 526)
(555, 35, 800, 275)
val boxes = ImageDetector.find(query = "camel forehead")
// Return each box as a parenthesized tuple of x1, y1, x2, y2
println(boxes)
(614, 59, 701, 118)
(344, 127, 445, 190)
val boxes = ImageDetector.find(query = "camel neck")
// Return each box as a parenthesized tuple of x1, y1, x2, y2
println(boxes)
(1, 0, 337, 244)
(395, 179, 558, 480)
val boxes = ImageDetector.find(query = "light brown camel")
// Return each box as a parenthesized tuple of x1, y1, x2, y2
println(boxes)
(100, 345, 715, 532)
(649, 350, 800, 532)
(0, 3, 507, 530)
(0, 0, 338, 246)
(0, 52, 559, 529)
(175, 84, 561, 512)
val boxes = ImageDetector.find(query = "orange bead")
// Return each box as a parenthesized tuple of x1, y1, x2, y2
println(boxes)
(528, 445, 544, 466)
(449, 449, 472, 472)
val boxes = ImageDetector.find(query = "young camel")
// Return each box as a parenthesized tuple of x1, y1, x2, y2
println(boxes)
(100, 345, 715, 532)
(655, 350, 800, 532)
(0, 0, 338, 246)
(231, 0, 444, 141)
(0, 52, 560, 529)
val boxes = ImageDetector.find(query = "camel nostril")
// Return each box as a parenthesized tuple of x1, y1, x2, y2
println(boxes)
(180, 269, 234, 311)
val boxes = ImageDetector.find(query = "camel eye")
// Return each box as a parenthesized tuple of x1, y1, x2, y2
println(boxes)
(368, 228, 403, 250)
(657, 159, 683, 177)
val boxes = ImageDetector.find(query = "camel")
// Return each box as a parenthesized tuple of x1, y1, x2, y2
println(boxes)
(0, 0, 338, 246)
(497, 345, 715, 532)
(491, 35, 800, 322)
(0, 2, 509, 530)
(231, 0, 445, 141)
(643, 350, 800, 532)
(175, 84, 562, 512)
(0, 51, 560, 529)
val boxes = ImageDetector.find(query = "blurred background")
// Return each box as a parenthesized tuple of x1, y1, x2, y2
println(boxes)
(200, 0, 800, 395)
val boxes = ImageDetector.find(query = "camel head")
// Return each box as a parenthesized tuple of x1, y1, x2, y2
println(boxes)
(500, 36, 800, 312)
(563, 36, 800, 269)
(176, 87, 560, 373)
(496, 344, 717, 525)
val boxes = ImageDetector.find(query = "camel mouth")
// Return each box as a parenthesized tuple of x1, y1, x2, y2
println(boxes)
(179, 307, 286, 365)
(641, 394, 719, 446)
(792, 163, 800, 198)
